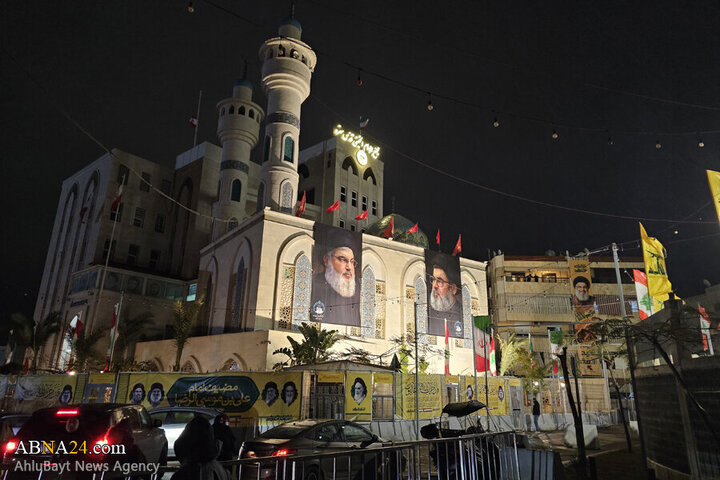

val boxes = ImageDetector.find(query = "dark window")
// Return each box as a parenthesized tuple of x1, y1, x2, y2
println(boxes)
(341, 423, 373, 442)
(239, 106, 245, 115)
(342, 157, 358, 175)
(371, 200, 377, 216)
(103, 239, 116, 261)
(231, 179, 241, 202)
(263, 136, 270, 163)
(351, 191, 357, 207)
(149, 249, 160, 269)
(340, 186, 347, 203)
(363, 168, 377, 185)
(362, 195, 367, 211)
(229, 105, 235, 114)
(155, 214, 165, 233)
(133, 207, 145, 227)
(127, 244, 139, 265)
(339, 220, 345, 228)
(350, 224, 355, 231)
(228, 218, 238, 231)
(283, 136, 294, 163)
(117, 165, 129, 185)
(110, 203, 123, 222)
(140, 172, 151, 192)
(249, 109, 254, 119)
(161, 179, 172, 195)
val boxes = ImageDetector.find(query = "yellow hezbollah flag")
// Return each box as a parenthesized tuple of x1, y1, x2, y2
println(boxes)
(707, 170, 720, 223)
(639, 223, 671, 302)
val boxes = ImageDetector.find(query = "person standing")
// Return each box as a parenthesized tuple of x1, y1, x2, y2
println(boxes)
(212, 414, 237, 461)
(532, 398, 541, 432)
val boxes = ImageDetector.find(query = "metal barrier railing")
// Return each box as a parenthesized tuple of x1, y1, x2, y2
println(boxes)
(0, 432, 522, 480)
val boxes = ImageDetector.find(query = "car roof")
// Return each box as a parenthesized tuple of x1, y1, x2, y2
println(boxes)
(33, 404, 136, 415)
(148, 406, 221, 415)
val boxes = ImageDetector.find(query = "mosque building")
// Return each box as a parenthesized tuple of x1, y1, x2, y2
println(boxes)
(31, 15, 488, 376)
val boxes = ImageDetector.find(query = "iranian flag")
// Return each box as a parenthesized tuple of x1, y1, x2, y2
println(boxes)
(474, 315, 496, 375)
(698, 304, 714, 355)
(105, 302, 121, 370)
(633, 269, 652, 320)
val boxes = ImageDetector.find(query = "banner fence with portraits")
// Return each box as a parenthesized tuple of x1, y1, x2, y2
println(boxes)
(311, 224, 362, 327)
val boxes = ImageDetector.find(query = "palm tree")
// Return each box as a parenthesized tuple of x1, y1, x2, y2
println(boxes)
(72, 328, 107, 371)
(172, 299, 204, 371)
(30, 312, 62, 372)
(497, 334, 528, 376)
(112, 311, 155, 367)
(273, 322, 339, 370)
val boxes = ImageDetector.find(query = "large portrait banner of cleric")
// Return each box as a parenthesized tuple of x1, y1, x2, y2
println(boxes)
(425, 250, 464, 338)
(310, 224, 362, 326)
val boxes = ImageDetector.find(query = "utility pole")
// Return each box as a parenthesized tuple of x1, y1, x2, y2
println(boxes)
(414, 301, 420, 441)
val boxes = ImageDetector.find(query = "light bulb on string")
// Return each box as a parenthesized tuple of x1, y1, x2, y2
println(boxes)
(655, 140, 662, 149)
(356, 69, 363, 86)
(492, 116, 500, 128)
(607, 136, 614, 145)
(698, 139, 705, 148)
(187, 1, 194, 12)
(551, 129, 558, 140)
(427, 93, 433, 111)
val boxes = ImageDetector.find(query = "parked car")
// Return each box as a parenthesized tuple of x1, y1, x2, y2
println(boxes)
(0, 414, 30, 436)
(149, 406, 221, 459)
(239, 419, 404, 480)
(2, 404, 167, 469)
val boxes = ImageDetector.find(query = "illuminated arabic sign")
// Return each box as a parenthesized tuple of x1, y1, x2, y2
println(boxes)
(332, 125, 380, 160)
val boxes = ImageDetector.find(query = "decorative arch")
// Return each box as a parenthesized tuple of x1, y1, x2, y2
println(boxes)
(342, 156, 358, 176)
(361, 267, 376, 337)
(283, 135, 295, 163)
(181, 355, 202, 373)
(231, 179, 241, 202)
(275, 233, 314, 328)
(415, 276, 428, 343)
(227, 238, 253, 332)
(73, 171, 100, 271)
(149, 358, 162, 371)
(228, 218, 238, 231)
(239, 105, 245, 115)
(280, 180, 294, 213)
(363, 167, 377, 185)
(361, 247, 387, 283)
(200, 255, 219, 333)
(220, 354, 247, 371)
(291, 255, 311, 329)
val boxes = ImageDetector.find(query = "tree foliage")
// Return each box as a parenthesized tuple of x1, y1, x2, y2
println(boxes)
(272, 322, 339, 370)
(172, 299, 204, 371)
(113, 311, 156, 366)
(497, 334, 527, 376)
(6, 312, 62, 372)
(72, 328, 107, 372)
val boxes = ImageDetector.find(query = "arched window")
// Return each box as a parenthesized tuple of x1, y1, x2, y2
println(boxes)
(257, 182, 265, 212)
(342, 156, 358, 176)
(280, 182, 293, 213)
(461, 286, 473, 348)
(231, 258, 245, 330)
(278, 45, 285, 56)
(228, 218, 238, 231)
(221, 107, 225, 116)
(249, 109, 254, 119)
(415, 277, 428, 343)
(361, 268, 376, 337)
(231, 179, 241, 202)
(363, 168, 377, 185)
(263, 136, 270, 163)
(229, 105, 235, 114)
(283, 136, 294, 163)
(239, 105, 245, 115)
(292, 255, 311, 329)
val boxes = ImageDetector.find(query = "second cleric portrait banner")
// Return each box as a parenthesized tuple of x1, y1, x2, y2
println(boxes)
(310, 224, 362, 326)
(425, 250, 464, 338)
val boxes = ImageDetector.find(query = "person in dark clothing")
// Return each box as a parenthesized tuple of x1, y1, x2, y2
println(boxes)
(212, 414, 237, 461)
(172, 416, 230, 480)
(532, 398, 541, 432)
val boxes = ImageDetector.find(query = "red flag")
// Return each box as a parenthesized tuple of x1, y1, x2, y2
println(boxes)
(383, 216, 395, 239)
(326, 200, 340, 213)
(74, 319, 85, 338)
(444, 319, 450, 375)
(111, 179, 124, 213)
(355, 210, 368, 220)
(452, 235, 462, 256)
(296, 191, 306, 217)
(407, 223, 418, 233)
(435, 229, 440, 245)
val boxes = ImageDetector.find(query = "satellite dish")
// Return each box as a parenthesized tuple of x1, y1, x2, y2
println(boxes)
(545, 249, 556, 256)
(703, 279, 712, 288)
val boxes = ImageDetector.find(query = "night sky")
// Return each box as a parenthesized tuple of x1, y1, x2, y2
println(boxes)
(3, 0, 720, 323)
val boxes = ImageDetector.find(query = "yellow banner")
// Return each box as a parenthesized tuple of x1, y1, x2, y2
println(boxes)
(708, 170, 720, 223)
(473, 377, 509, 415)
(445, 375, 459, 384)
(577, 347, 602, 377)
(318, 371, 345, 383)
(125, 372, 302, 420)
(400, 374, 443, 419)
(373, 373, 394, 385)
(13, 375, 77, 411)
(639, 223, 672, 301)
(345, 373, 372, 421)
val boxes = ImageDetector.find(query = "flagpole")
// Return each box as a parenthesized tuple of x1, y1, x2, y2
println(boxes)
(193, 90, 202, 148)
(67, 311, 81, 372)
(413, 301, 420, 441)
(108, 291, 123, 370)
(483, 324, 490, 430)
(471, 316, 479, 423)
(90, 175, 124, 336)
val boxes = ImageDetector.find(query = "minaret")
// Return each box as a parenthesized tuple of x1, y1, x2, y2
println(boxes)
(212, 74, 264, 239)
(257, 13, 316, 213)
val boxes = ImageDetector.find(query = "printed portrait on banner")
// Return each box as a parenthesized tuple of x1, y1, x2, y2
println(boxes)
(310, 224, 362, 326)
(425, 250, 464, 338)
(569, 258, 597, 345)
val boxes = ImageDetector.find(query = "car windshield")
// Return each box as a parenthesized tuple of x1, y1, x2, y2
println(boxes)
(19, 409, 111, 441)
(259, 426, 305, 439)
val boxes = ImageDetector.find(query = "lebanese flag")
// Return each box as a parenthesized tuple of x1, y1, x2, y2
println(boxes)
(326, 200, 339, 213)
(296, 191, 306, 217)
(111, 181, 124, 213)
(698, 304, 715, 354)
(189, 116, 198, 127)
(633, 269, 652, 320)
(452, 235, 462, 256)
(435, 229, 440, 245)
(383, 216, 394, 239)
(698, 304, 719, 332)
(407, 223, 418, 233)
(444, 318, 450, 375)
(69, 314, 85, 337)
(359, 117, 370, 130)
(355, 210, 368, 220)
(489, 336, 497, 376)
